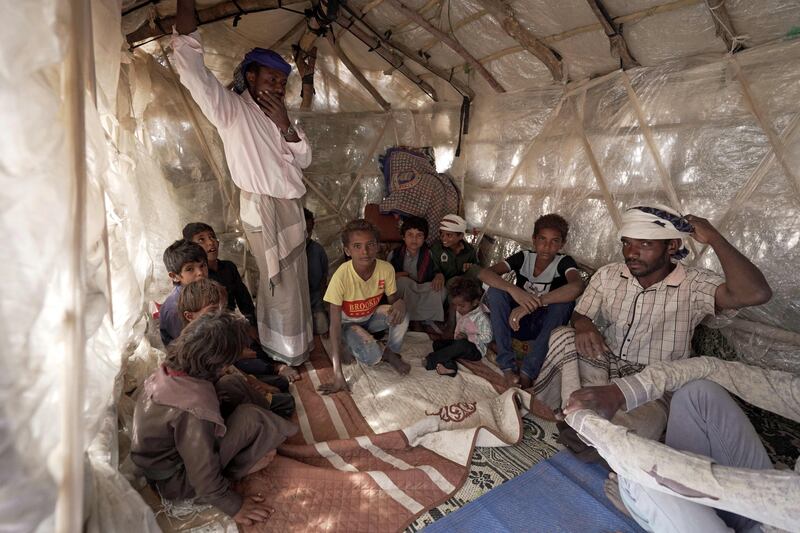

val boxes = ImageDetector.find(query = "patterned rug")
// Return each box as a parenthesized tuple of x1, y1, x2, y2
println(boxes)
(405, 415, 562, 532)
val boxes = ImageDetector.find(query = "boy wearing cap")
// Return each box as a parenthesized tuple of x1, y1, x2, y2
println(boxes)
(531, 206, 771, 439)
(173, 0, 317, 368)
(430, 214, 479, 291)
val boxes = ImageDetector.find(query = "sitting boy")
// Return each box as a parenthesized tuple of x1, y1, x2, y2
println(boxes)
(304, 208, 329, 335)
(183, 222, 256, 327)
(387, 216, 446, 322)
(179, 279, 295, 418)
(430, 214, 479, 290)
(479, 214, 585, 388)
(131, 311, 297, 526)
(318, 219, 410, 394)
(160, 239, 208, 347)
(425, 277, 491, 377)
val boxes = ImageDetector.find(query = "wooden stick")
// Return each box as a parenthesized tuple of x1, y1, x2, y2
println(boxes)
(621, 71, 698, 257)
(127, 0, 283, 43)
(384, 0, 506, 92)
(57, 0, 90, 530)
(475, 96, 567, 246)
(335, 7, 440, 101)
(338, 3, 475, 99)
(585, 0, 639, 70)
(732, 57, 800, 202)
(576, 90, 622, 228)
(270, 17, 306, 50)
(392, 0, 441, 34)
(327, 33, 391, 111)
(339, 114, 394, 209)
(302, 176, 348, 225)
(480, 0, 563, 82)
(420, 10, 487, 52)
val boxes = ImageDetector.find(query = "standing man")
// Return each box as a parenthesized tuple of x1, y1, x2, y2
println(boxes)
(532, 205, 771, 438)
(172, 0, 316, 368)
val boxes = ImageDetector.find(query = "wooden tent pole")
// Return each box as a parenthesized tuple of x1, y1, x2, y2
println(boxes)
(576, 90, 622, 228)
(694, 114, 800, 263)
(57, 0, 91, 531)
(475, 96, 567, 246)
(383, 0, 506, 92)
(731, 57, 800, 201)
(705, 0, 746, 53)
(338, 114, 394, 211)
(480, 0, 563, 82)
(621, 71, 698, 256)
(326, 33, 391, 111)
(585, 0, 639, 69)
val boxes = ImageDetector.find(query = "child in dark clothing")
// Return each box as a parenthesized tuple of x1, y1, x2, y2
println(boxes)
(131, 311, 297, 525)
(179, 279, 295, 417)
(424, 277, 491, 377)
(304, 209, 329, 335)
(160, 239, 208, 347)
(183, 222, 256, 327)
(387, 216, 446, 322)
(183, 222, 300, 383)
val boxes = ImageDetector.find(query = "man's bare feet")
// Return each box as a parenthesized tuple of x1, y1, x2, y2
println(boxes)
(503, 369, 520, 388)
(603, 473, 631, 518)
(277, 364, 301, 383)
(435, 363, 456, 376)
(382, 350, 411, 375)
(247, 449, 277, 475)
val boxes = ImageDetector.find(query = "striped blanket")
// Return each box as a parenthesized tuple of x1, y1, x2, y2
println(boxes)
(233, 333, 533, 532)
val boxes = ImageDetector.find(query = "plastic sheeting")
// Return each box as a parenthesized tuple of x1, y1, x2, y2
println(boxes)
(4, 1, 800, 531)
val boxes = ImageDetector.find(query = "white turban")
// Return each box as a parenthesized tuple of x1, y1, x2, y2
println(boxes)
(618, 204, 693, 259)
(440, 214, 467, 233)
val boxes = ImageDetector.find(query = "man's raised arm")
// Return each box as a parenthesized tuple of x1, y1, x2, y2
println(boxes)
(176, 0, 197, 35)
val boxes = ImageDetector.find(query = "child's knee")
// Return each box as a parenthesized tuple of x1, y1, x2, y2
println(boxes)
(355, 342, 383, 365)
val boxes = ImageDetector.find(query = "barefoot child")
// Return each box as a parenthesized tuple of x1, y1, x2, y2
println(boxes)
(318, 219, 410, 394)
(131, 311, 297, 526)
(179, 279, 295, 418)
(425, 277, 491, 377)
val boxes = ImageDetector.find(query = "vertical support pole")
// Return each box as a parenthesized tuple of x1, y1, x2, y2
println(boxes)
(56, 0, 91, 530)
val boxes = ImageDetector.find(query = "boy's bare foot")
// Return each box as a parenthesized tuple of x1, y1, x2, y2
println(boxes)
(247, 449, 277, 475)
(503, 369, 520, 388)
(383, 350, 411, 375)
(277, 364, 301, 383)
(603, 473, 631, 518)
(435, 363, 456, 376)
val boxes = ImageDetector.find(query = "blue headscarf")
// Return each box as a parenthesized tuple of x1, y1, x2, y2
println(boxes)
(233, 48, 291, 94)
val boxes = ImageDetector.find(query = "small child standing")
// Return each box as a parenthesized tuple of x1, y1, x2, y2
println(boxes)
(425, 277, 492, 377)
(319, 219, 410, 394)
(131, 311, 297, 526)
(304, 208, 329, 335)
(160, 239, 208, 347)
(178, 279, 295, 418)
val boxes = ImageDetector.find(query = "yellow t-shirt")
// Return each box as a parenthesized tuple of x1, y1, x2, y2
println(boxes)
(324, 259, 397, 322)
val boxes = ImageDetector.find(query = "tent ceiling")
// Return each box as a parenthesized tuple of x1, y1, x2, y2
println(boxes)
(122, 0, 800, 106)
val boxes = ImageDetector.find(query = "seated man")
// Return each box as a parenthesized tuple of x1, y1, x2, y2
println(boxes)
(479, 214, 584, 388)
(563, 356, 793, 533)
(532, 205, 771, 438)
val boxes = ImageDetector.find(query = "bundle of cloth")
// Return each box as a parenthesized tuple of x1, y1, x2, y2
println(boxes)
(379, 147, 461, 245)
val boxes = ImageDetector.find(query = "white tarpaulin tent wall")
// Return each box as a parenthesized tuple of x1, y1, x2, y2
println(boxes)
(2, 0, 799, 530)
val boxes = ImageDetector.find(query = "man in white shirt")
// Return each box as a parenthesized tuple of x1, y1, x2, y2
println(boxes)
(172, 0, 314, 369)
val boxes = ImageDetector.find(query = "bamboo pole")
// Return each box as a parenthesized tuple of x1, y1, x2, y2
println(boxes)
(480, 0, 563, 82)
(56, 0, 91, 530)
(576, 90, 622, 228)
(383, 0, 506, 92)
(621, 71, 697, 256)
(475, 96, 567, 246)
(585, 0, 639, 69)
(327, 33, 391, 111)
